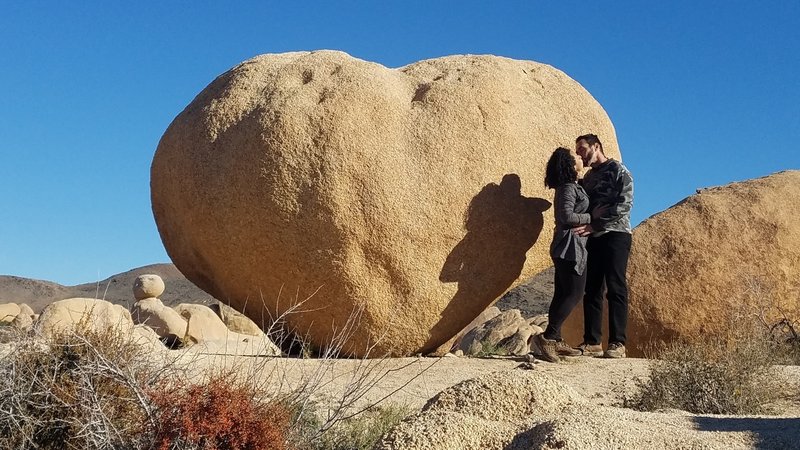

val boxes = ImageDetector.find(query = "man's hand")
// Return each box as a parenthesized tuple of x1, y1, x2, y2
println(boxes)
(572, 224, 594, 237)
(592, 204, 610, 221)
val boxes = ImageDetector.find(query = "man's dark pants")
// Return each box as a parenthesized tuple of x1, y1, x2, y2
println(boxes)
(583, 231, 632, 345)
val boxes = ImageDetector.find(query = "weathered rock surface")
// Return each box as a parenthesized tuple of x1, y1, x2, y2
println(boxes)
(174, 303, 281, 355)
(11, 313, 33, 331)
(133, 274, 165, 300)
(17, 303, 34, 317)
(131, 323, 166, 351)
(457, 309, 537, 356)
(496, 267, 554, 318)
(450, 306, 500, 351)
(564, 171, 800, 356)
(151, 50, 620, 356)
(34, 298, 134, 338)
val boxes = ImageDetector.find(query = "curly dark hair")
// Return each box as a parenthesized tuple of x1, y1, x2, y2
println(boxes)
(544, 147, 578, 189)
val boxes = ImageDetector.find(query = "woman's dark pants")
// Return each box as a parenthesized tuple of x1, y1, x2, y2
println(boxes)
(543, 258, 587, 341)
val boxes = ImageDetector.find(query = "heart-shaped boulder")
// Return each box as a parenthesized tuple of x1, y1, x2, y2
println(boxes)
(151, 50, 620, 356)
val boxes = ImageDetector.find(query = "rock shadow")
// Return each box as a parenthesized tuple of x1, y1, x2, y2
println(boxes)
(692, 416, 800, 449)
(425, 174, 551, 352)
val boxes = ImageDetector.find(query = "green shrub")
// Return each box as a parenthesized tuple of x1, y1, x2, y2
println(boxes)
(301, 405, 411, 450)
(475, 339, 508, 357)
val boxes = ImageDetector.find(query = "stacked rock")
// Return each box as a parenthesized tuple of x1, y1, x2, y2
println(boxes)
(130, 274, 187, 348)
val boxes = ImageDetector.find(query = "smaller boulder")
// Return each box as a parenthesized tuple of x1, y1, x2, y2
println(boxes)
(133, 274, 165, 301)
(11, 313, 33, 331)
(18, 303, 35, 316)
(209, 302, 264, 336)
(174, 303, 230, 344)
(528, 314, 548, 329)
(458, 309, 536, 356)
(35, 298, 134, 339)
(183, 333, 282, 356)
(130, 297, 187, 346)
(0, 303, 21, 324)
(450, 306, 501, 351)
(131, 324, 166, 352)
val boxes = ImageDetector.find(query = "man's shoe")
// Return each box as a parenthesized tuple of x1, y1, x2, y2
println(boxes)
(535, 334, 560, 363)
(576, 342, 604, 357)
(604, 342, 627, 359)
(555, 340, 581, 356)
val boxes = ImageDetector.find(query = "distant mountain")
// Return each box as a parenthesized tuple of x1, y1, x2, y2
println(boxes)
(0, 263, 553, 317)
(0, 263, 215, 313)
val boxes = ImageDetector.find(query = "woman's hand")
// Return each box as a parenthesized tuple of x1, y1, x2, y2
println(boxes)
(572, 224, 594, 237)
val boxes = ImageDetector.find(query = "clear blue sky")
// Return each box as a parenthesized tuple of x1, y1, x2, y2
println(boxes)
(2, 2, 798, 286)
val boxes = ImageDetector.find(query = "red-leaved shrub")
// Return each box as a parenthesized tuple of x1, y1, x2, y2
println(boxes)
(148, 374, 291, 450)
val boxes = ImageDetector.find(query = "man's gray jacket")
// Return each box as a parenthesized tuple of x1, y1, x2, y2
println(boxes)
(580, 159, 634, 236)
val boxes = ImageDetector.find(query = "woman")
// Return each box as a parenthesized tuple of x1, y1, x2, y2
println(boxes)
(535, 147, 591, 362)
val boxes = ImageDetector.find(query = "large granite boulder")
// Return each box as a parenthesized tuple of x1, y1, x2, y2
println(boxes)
(627, 171, 800, 353)
(562, 171, 800, 356)
(174, 303, 231, 344)
(151, 50, 620, 357)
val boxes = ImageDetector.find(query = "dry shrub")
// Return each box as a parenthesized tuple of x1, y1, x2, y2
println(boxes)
(627, 309, 783, 415)
(0, 295, 434, 450)
(761, 311, 800, 365)
(0, 322, 155, 449)
(148, 373, 291, 450)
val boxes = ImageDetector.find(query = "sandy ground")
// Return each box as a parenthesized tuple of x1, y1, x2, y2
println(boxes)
(171, 351, 800, 417)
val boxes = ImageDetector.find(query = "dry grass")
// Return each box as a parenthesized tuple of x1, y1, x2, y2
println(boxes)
(626, 307, 788, 415)
(0, 322, 158, 449)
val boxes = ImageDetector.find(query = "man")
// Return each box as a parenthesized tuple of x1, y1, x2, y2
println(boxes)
(572, 134, 634, 358)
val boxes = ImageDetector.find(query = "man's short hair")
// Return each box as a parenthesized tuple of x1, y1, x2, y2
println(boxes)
(576, 134, 604, 153)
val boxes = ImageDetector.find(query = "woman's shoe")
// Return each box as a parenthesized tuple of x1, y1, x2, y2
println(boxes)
(535, 334, 561, 363)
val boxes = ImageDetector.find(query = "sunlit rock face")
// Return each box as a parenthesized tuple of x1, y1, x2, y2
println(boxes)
(151, 50, 619, 356)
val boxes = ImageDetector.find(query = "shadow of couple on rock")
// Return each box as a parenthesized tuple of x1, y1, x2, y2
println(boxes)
(425, 173, 551, 353)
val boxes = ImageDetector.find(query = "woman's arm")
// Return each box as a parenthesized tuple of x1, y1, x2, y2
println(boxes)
(555, 184, 591, 226)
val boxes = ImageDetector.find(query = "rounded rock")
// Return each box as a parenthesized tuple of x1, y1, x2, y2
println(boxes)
(133, 274, 165, 300)
(151, 51, 620, 357)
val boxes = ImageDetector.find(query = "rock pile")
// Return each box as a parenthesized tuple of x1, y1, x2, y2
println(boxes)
(6, 274, 280, 356)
